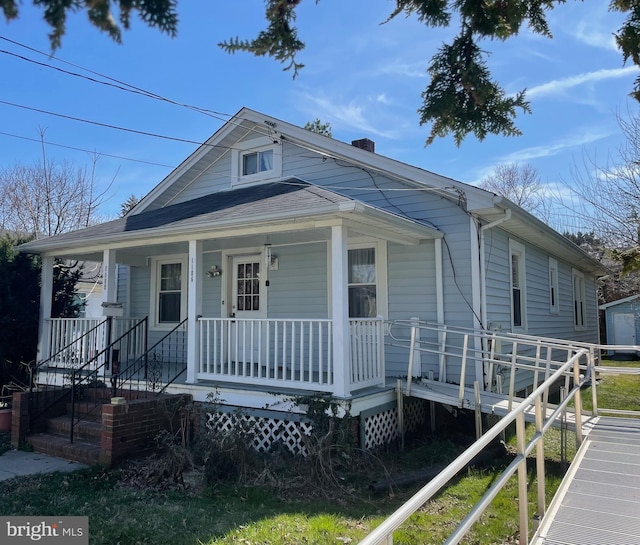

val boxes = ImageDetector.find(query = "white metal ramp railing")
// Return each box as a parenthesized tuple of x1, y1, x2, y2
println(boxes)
(360, 348, 591, 545)
(387, 321, 596, 418)
(361, 320, 640, 545)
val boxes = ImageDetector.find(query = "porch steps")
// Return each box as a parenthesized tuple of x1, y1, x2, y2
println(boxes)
(26, 402, 104, 465)
(27, 433, 101, 466)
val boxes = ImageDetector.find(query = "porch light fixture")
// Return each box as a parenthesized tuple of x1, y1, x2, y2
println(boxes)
(206, 265, 222, 278)
(264, 244, 278, 271)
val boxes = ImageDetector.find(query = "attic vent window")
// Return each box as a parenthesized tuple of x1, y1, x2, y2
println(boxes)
(243, 149, 274, 176)
(231, 137, 282, 187)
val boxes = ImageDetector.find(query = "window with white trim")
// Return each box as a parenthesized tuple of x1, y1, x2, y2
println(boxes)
(509, 240, 527, 329)
(151, 257, 187, 328)
(242, 149, 273, 176)
(348, 247, 377, 318)
(549, 257, 559, 314)
(231, 137, 282, 186)
(572, 269, 586, 329)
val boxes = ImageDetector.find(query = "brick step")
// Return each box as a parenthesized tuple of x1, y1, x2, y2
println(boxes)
(65, 402, 104, 420)
(28, 433, 101, 465)
(46, 416, 103, 444)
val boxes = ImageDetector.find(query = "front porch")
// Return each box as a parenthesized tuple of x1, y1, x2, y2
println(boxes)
(38, 316, 386, 399)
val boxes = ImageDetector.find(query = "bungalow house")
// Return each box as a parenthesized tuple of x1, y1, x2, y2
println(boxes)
(17, 108, 604, 456)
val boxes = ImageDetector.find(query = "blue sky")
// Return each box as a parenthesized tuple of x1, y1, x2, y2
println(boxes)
(1, 1, 638, 221)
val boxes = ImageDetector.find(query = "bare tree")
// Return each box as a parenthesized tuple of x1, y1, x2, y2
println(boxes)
(0, 160, 107, 237)
(554, 111, 640, 271)
(0, 131, 111, 237)
(479, 163, 549, 221)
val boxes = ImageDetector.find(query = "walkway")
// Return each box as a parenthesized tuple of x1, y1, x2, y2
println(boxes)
(0, 449, 88, 481)
(533, 417, 640, 545)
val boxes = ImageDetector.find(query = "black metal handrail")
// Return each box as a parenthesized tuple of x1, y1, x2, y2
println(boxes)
(112, 317, 188, 397)
(68, 317, 148, 443)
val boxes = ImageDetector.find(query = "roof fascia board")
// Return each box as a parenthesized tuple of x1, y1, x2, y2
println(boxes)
(484, 200, 608, 276)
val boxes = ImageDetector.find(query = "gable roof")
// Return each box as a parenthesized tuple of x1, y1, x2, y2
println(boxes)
(19, 179, 441, 257)
(19, 107, 606, 275)
(133, 107, 494, 214)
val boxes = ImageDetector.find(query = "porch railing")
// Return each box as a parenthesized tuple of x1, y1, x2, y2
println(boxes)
(43, 317, 146, 370)
(198, 318, 384, 393)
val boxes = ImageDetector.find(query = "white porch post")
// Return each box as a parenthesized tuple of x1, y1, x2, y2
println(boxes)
(331, 225, 351, 397)
(187, 240, 203, 383)
(37, 255, 55, 362)
(102, 249, 117, 304)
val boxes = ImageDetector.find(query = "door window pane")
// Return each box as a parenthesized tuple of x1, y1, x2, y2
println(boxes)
(236, 262, 260, 311)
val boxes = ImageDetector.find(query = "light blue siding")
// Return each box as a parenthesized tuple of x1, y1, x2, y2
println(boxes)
(484, 229, 600, 392)
(166, 152, 233, 204)
(266, 242, 328, 319)
(385, 240, 438, 377)
(202, 252, 223, 317)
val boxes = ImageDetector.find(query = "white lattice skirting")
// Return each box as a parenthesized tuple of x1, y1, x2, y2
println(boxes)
(363, 399, 427, 450)
(204, 399, 427, 455)
(205, 410, 314, 456)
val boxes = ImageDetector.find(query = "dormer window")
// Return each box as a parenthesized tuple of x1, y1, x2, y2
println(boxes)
(242, 149, 273, 176)
(231, 137, 282, 186)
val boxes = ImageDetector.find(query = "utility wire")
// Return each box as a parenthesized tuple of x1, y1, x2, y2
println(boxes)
(0, 130, 174, 168)
(0, 36, 232, 121)
(0, 35, 274, 142)
(0, 98, 219, 146)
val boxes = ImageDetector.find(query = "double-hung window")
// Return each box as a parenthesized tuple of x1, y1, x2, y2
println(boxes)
(151, 257, 187, 328)
(348, 247, 377, 318)
(509, 240, 527, 329)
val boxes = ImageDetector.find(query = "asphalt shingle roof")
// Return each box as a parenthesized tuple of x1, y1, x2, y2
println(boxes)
(24, 180, 352, 247)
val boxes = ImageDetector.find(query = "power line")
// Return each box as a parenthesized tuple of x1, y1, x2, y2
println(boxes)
(0, 130, 175, 168)
(0, 36, 232, 121)
(0, 35, 274, 142)
(0, 98, 217, 146)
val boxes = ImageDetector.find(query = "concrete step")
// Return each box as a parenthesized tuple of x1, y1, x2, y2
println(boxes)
(46, 416, 102, 444)
(28, 433, 101, 465)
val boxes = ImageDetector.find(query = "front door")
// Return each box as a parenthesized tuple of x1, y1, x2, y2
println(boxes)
(229, 255, 265, 364)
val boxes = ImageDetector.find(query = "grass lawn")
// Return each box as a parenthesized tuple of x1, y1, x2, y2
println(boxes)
(8, 360, 637, 545)
(0, 425, 570, 545)
(580, 359, 640, 414)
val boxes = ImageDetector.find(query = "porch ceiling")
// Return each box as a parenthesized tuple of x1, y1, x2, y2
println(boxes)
(19, 179, 441, 260)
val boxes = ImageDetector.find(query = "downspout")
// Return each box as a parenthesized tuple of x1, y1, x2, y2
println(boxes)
(479, 209, 512, 331)
(478, 209, 511, 389)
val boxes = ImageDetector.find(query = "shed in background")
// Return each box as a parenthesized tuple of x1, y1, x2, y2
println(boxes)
(600, 295, 640, 358)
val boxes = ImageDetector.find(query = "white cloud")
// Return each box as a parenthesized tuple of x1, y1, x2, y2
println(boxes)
(294, 92, 404, 139)
(499, 130, 612, 163)
(571, 22, 618, 51)
(466, 129, 613, 184)
(526, 66, 639, 100)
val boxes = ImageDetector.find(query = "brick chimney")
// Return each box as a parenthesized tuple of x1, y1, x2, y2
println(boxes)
(351, 138, 375, 153)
